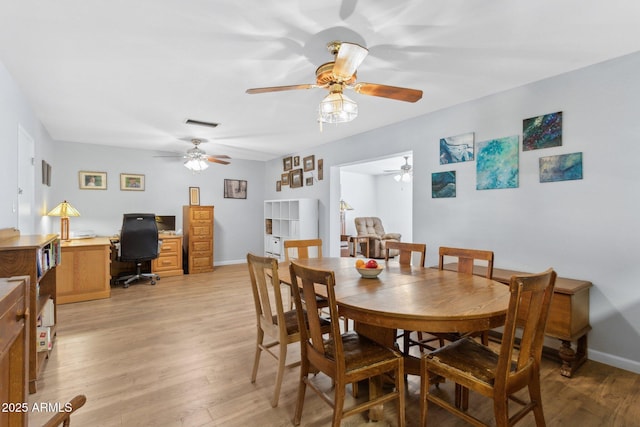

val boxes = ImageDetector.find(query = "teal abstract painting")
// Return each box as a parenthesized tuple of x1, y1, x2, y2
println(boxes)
(523, 111, 562, 151)
(539, 152, 583, 182)
(432, 171, 456, 198)
(476, 135, 519, 190)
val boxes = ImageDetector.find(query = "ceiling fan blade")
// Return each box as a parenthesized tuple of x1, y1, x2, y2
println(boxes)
(353, 82, 423, 103)
(208, 154, 231, 159)
(333, 42, 368, 81)
(246, 84, 315, 94)
(207, 157, 230, 165)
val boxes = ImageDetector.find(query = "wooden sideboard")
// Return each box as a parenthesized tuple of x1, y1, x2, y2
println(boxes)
(0, 276, 29, 426)
(57, 237, 111, 304)
(441, 263, 591, 377)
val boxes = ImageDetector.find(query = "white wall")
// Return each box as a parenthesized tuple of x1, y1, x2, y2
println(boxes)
(340, 170, 412, 240)
(264, 52, 640, 373)
(48, 141, 265, 264)
(0, 62, 56, 233)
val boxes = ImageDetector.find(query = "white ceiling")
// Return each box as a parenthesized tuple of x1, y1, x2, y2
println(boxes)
(1, 1, 639, 162)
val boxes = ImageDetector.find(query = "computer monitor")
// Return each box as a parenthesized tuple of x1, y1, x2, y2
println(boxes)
(155, 215, 176, 232)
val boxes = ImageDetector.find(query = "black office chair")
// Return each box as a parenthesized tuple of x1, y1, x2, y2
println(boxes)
(117, 213, 161, 288)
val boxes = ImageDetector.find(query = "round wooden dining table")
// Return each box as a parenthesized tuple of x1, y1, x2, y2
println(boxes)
(279, 257, 510, 335)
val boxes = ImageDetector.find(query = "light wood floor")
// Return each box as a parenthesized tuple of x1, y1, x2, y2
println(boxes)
(29, 264, 640, 426)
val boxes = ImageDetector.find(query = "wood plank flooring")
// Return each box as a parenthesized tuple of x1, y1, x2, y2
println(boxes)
(29, 264, 640, 426)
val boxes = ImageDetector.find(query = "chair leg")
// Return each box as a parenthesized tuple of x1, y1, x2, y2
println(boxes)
(271, 341, 287, 407)
(528, 374, 547, 426)
(493, 397, 510, 427)
(420, 358, 429, 427)
(251, 329, 263, 383)
(331, 383, 346, 427)
(293, 364, 308, 426)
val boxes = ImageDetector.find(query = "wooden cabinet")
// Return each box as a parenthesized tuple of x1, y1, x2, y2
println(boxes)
(0, 229, 59, 393)
(57, 237, 111, 304)
(264, 199, 318, 260)
(152, 234, 183, 277)
(0, 276, 29, 426)
(183, 206, 214, 273)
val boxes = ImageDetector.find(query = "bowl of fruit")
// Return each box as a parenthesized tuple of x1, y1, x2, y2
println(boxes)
(355, 259, 384, 278)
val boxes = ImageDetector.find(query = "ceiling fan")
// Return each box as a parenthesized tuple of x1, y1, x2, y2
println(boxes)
(384, 156, 412, 182)
(155, 138, 231, 171)
(246, 41, 423, 125)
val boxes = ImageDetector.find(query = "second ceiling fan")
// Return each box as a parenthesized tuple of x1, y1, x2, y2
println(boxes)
(246, 41, 423, 125)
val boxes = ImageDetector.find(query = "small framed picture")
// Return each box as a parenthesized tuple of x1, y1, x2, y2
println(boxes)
(294, 156, 300, 167)
(305, 177, 314, 186)
(276, 181, 282, 192)
(290, 169, 303, 188)
(224, 179, 248, 199)
(283, 156, 293, 171)
(281, 173, 290, 186)
(41, 160, 47, 185)
(303, 155, 315, 172)
(318, 159, 324, 180)
(79, 171, 107, 190)
(120, 173, 145, 191)
(189, 187, 200, 205)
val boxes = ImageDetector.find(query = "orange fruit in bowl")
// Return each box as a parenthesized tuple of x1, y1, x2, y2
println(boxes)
(355, 259, 365, 268)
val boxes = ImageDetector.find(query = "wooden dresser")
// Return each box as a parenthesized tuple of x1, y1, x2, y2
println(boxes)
(182, 205, 214, 274)
(0, 276, 29, 426)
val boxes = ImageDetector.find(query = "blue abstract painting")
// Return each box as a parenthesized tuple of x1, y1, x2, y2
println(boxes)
(476, 135, 519, 190)
(440, 132, 474, 164)
(432, 171, 456, 198)
(539, 152, 583, 183)
(523, 111, 562, 151)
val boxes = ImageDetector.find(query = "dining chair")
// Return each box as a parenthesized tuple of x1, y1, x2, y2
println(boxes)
(289, 261, 406, 427)
(438, 246, 494, 345)
(408, 246, 495, 355)
(420, 268, 557, 427)
(384, 241, 427, 356)
(283, 238, 323, 262)
(247, 253, 329, 407)
(384, 241, 426, 267)
(42, 394, 87, 427)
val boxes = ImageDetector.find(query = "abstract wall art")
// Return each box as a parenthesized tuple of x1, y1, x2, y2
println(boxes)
(440, 132, 474, 164)
(476, 135, 519, 190)
(539, 152, 583, 183)
(432, 171, 456, 198)
(523, 111, 562, 151)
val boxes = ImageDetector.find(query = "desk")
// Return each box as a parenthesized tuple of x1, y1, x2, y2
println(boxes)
(110, 234, 184, 283)
(441, 263, 592, 377)
(57, 238, 111, 304)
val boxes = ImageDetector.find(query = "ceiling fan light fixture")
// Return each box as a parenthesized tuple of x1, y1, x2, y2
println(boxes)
(184, 157, 209, 171)
(318, 91, 358, 124)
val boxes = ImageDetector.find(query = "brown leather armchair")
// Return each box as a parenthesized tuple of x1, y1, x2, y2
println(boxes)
(353, 217, 401, 258)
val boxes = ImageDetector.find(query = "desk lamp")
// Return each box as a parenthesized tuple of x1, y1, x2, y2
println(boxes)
(47, 200, 80, 241)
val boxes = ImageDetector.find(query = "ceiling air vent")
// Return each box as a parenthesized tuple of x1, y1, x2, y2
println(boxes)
(184, 119, 220, 128)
